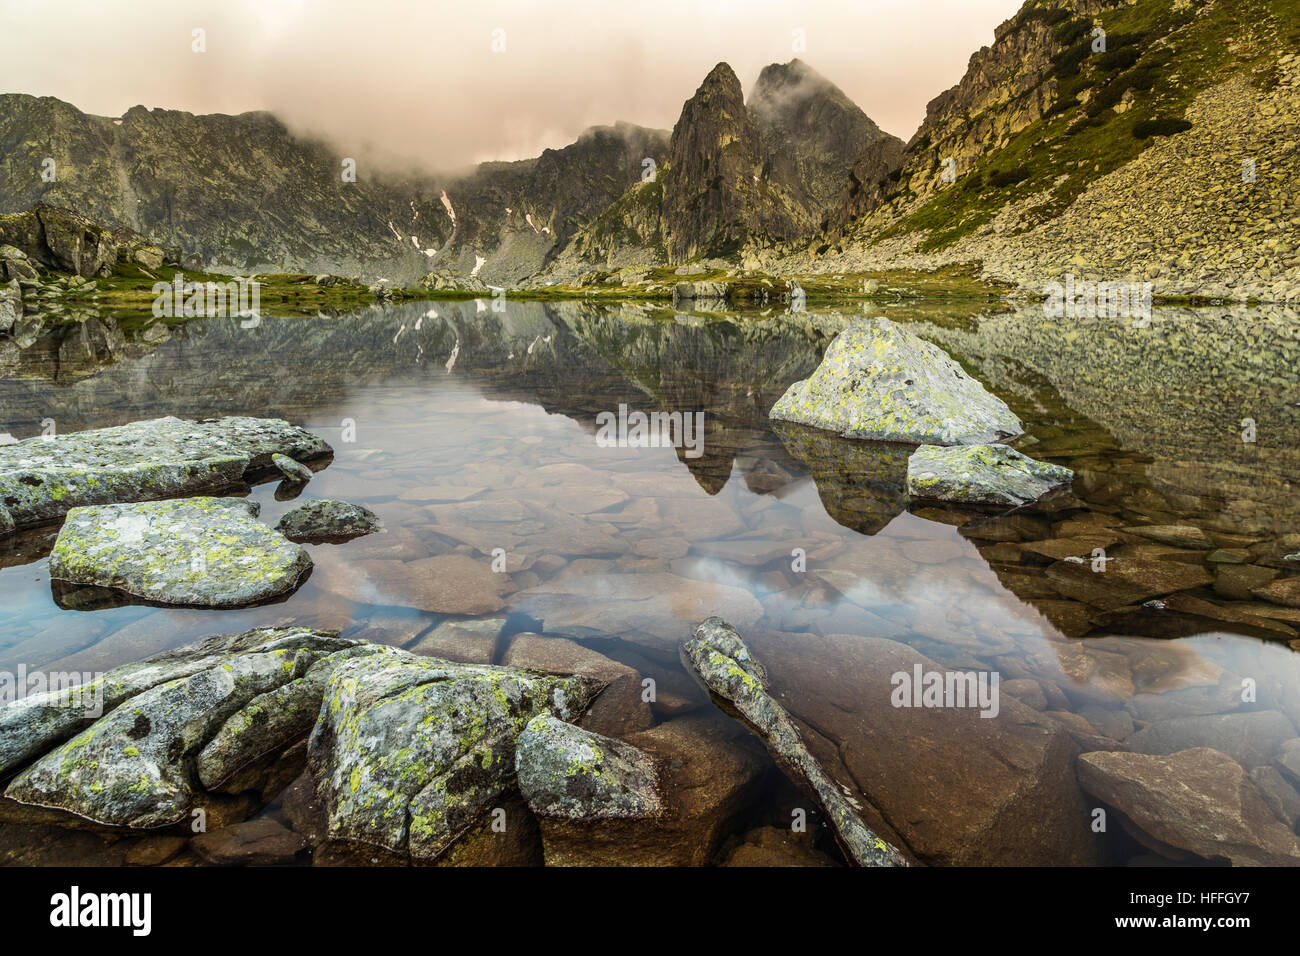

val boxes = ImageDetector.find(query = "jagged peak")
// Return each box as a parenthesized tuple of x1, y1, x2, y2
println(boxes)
(694, 62, 744, 100)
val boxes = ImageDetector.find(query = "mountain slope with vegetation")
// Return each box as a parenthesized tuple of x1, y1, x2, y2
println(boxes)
(793, 0, 1300, 301)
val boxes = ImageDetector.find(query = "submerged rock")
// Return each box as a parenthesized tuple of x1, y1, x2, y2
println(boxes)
(769, 318, 1023, 445)
(501, 634, 653, 737)
(275, 498, 381, 543)
(2, 628, 368, 828)
(906, 443, 1073, 506)
(516, 715, 661, 819)
(714, 629, 1101, 865)
(681, 617, 907, 867)
(308, 650, 605, 863)
(0, 279, 20, 334)
(0, 415, 331, 530)
(1078, 747, 1300, 866)
(48, 498, 312, 608)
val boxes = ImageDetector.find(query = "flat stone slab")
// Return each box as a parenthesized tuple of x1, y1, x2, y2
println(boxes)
(1078, 747, 1300, 866)
(0, 415, 331, 530)
(48, 497, 312, 608)
(769, 318, 1023, 445)
(906, 443, 1073, 506)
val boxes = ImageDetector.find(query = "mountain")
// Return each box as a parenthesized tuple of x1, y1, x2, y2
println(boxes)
(658, 62, 809, 263)
(0, 58, 893, 284)
(544, 59, 897, 277)
(748, 59, 902, 215)
(801, 0, 1300, 302)
(0, 94, 668, 284)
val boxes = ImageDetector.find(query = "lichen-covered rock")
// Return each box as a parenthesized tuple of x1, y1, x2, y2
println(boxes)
(275, 498, 382, 543)
(529, 714, 767, 866)
(769, 318, 1023, 445)
(0, 628, 351, 778)
(0, 278, 20, 334)
(271, 452, 314, 484)
(2, 628, 364, 828)
(906, 443, 1073, 506)
(0, 503, 13, 536)
(48, 498, 312, 608)
(1, 206, 118, 277)
(0, 415, 331, 529)
(308, 650, 605, 862)
(195, 645, 380, 792)
(681, 617, 907, 867)
(516, 715, 661, 820)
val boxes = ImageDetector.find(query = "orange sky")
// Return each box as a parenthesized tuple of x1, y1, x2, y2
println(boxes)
(0, 0, 1025, 172)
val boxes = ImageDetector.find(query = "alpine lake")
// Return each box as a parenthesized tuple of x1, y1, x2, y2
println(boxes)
(2, 295, 1299, 867)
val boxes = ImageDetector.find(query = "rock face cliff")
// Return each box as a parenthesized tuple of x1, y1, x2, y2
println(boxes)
(799, 0, 1300, 302)
(659, 63, 808, 263)
(548, 59, 898, 276)
(748, 59, 902, 216)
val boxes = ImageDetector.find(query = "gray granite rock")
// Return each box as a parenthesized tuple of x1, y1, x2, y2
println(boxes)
(308, 649, 605, 862)
(516, 715, 661, 820)
(275, 498, 381, 543)
(770, 318, 1023, 445)
(0, 416, 331, 529)
(681, 616, 907, 867)
(907, 443, 1073, 505)
(48, 497, 312, 608)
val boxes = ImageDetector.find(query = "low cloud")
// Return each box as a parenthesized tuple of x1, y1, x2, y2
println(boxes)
(0, 0, 1023, 173)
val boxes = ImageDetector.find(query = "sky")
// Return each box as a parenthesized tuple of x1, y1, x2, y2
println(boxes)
(0, 0, 1024, 173)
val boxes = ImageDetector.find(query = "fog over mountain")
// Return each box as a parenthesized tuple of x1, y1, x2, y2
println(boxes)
(0, 0, 1021, 172)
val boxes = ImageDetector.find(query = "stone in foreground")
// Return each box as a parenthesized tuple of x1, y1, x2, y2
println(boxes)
(275, 498, 382, 543)
(3, 628, 369, 827)
(769, 318, 1023, 445)
(906, 443, 1073, 506)
(1078, 747, 1300, 866)
(48, 498, 312, 608)
(516, 715, 661, 820)
(308, 650, 605, 862)
(681, 616, 907, 867)
(0, 415, 331, 530)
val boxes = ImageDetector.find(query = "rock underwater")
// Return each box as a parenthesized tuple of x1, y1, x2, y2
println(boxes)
(769, 317, 1023, 445)
(906, 443, 1074, 506)
(275, 498, 382, 543)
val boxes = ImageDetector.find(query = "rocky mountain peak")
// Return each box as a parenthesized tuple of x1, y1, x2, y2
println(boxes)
(749, 58, 901, 214)
(660, 61, 809, 263)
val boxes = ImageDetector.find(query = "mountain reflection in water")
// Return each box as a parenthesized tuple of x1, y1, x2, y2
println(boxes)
(2, 299, 1298, 865)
